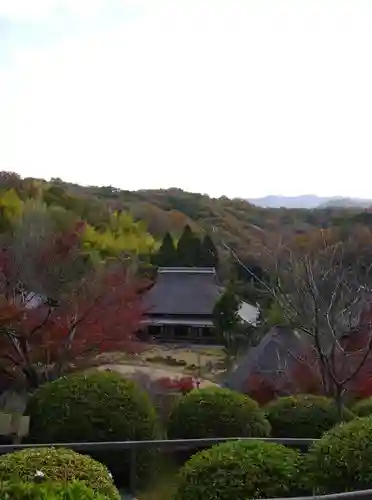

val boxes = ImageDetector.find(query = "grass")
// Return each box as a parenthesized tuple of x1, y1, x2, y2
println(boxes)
(138, 461, 180, 500)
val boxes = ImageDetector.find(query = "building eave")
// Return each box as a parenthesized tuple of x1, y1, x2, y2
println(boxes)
(141, 318, 215, 327)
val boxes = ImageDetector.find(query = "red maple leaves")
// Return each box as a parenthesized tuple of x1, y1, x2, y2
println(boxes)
(0, 222, 148, 388)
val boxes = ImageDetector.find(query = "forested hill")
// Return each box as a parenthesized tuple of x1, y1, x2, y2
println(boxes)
(0, 172, 370, 260)
(47, 178, 370, 255)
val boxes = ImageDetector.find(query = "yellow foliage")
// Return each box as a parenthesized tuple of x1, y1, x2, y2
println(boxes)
(82, 211, 157, 257)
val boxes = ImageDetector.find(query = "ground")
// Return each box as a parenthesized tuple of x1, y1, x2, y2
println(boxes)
(100, 344, 225, 499)
(95, 343, 225, 385)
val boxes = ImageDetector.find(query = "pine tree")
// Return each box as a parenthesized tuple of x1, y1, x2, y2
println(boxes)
(213, 287, 241, 366)
(200, 234, 219, 268)
(177, 225, 202, 266)
(154, 232, 177, 266)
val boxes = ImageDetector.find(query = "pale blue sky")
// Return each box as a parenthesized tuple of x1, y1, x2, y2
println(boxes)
(1, 0, 372, 198)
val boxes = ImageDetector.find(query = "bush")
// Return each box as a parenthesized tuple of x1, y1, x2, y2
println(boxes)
(265, 394, 354, 438)
(26, 372, 160, 487)
(0, 480, 111, 499)
(352, 397, 372, 417)
(167, 387, 270, 439)
(303, 416, 372, 494)
(174, 440, 302, 500)
(0, 448, 119, 499)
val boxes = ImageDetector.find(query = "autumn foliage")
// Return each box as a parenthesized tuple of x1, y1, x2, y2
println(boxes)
(244, 325, 372, 405)
(0, 219, 148, 389)
(244, 365, 323, 405)
(156, 376, 196, 395)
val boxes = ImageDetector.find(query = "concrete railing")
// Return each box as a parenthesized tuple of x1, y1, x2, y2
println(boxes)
(0, 437, 370, 499)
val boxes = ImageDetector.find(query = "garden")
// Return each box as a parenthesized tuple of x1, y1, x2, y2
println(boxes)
(1, 179, 372, 498)
(1, 370, 372, 499)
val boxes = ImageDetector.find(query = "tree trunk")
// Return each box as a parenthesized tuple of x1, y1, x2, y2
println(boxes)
(333, 383, 345, 420)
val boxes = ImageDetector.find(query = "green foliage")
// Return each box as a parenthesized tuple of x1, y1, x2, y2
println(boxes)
(167, 387, 271, 439)
(153, 229, 218, 268)
(265, 394, 355, 438)
(265, 300, 291, 326)
(0, 189, 23, 232)
(352, 397, 372, 417)
(176, 225, 202, 267)
(213, 289, 241, 366)
(82, 211, 157, 257)
(0, 176, 157, 261)
(153, 232, 177, 266)
(174, 440, 302, 500)
(0, 480, 111, 500)
(4, 175, 368, 285)
(26, 372, 160, 486)
(0, 448, 119, 499)
(303, 416, 372, 494)
(200, 234, 219, 268)
(4, 174, 371, 271)
(213, 288, 240, 335)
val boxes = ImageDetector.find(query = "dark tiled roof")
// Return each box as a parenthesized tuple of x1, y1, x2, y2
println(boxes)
(144, 267, 221, 316)
(224, 327, 311, 392)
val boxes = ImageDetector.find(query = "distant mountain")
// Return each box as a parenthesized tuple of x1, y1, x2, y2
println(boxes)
(318, 197, 372, 209)
(248, 195, 372, 209)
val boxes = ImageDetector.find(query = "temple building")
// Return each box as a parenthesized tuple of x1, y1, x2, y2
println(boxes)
(141, 267, 258, 343)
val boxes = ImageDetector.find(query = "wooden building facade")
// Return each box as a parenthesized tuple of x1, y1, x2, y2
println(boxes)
(142, 267, 221, 343)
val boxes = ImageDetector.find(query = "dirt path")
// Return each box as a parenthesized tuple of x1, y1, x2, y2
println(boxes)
(96, 364, 218, 388)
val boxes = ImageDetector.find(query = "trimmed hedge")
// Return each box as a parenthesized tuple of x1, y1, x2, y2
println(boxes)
(26, 372, 160, 487)
(174, 440, 302, 500)
(265, 394, 354, 438)
(303, 416, 372, 494)
(0, 480, 111, 499)
(352, 397, 372, 417)
(0, 448, 119, 499)
(167, 387, 271, 439)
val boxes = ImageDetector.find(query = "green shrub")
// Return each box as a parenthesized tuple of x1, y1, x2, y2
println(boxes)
(303, 416, 372, 493)
(26, 372, 160, 487)
(0, 480, 111, 499)
(265, 394, 354, 438)
(168, 387, 270, 439)
(352, 397, 372, 417)
(174, 440, 302, 500)
(0, 448, 119, 499)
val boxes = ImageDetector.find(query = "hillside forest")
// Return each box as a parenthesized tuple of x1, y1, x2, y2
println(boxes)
(1, 171, 372, 399)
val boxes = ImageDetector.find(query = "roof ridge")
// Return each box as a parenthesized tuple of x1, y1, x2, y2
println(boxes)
(158, 267, 216, 274)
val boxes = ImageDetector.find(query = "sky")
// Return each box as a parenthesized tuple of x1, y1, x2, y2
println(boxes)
(1, 0, 372, 199)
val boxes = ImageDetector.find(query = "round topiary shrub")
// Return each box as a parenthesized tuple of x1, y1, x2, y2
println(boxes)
(167, 387, 271, 439)
(0, 448, 119, 499)
(174, 440, 302, 500)
(265, 394, 354, 438)
(303, 416, 372, 494)
(352, 397, 372, 417)
(0, 480, 111, 500)
(26, 372, 160, 487)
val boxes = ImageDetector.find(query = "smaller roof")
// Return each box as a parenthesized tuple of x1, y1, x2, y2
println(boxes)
(224, 327, 310, 392)
(238, 301, 260, 325)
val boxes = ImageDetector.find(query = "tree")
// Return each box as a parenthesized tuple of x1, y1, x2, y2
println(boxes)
(0, 264, 146, 389)
(153, 232, 177, 267)
(200, 234, 219, 268)
(0, 172, 21, 191)
(235, 228, 372, 412)
(7, 200, 89, 301)
(176, 225, 202, 267)
(0, 190, 23, 233)
(213, 288, 241, 368)
(0, 206, 147, 389)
